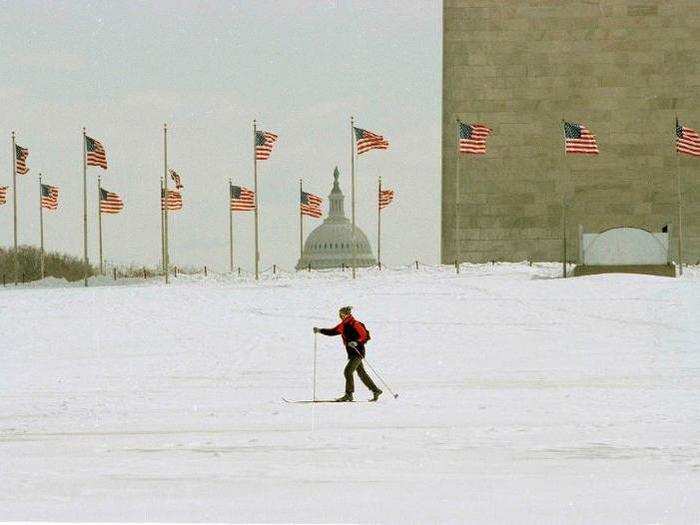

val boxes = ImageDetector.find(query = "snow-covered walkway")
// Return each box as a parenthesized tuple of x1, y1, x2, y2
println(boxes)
(1, 264, 698, 522)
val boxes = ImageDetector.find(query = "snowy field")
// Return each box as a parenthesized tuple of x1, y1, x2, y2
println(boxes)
(1, 263, 699, 523)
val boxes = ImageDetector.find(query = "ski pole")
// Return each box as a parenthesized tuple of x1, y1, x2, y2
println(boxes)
(363, 357, 399, 399)
(313, 331, 318, 402)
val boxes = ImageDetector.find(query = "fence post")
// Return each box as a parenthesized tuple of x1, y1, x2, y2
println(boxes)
(22, 272, 25, 283)
(2, 274, 5, 286)
(113, 268, 117, 280)
(308, 263, 311, 272)
(454, 259, 459, 274)
(143, 267, 147, 279)
(204, 265, 208, 277)
(237, 266, 241, 277)
(415, 260, 419, 270)
(174, 266, 178, 278)
(273, 264, 276, 275)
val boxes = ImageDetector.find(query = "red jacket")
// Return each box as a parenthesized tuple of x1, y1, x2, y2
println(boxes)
(319, 315, 369, 358)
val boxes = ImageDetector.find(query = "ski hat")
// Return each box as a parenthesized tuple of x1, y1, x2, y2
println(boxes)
(339, 306, 353, 316)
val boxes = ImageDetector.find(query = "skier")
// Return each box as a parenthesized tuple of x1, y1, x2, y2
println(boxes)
(313, 306, 382, 402)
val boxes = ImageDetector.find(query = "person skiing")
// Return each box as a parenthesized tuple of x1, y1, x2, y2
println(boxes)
(314, 306, 382, 402)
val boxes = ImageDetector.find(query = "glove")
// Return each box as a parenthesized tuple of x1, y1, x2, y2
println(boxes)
(313, 327, 319, 333)
(348, 341, 358, 349)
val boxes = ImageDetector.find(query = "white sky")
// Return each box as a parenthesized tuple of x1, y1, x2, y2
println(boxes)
(0, 1, 441, 271)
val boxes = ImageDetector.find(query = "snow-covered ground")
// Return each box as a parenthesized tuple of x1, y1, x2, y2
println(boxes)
(1, 263, 698, 523)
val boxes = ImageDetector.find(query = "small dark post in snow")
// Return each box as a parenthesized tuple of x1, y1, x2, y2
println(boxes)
(113, 268, 116, 280)
(415, 260, 419, 270)
(454, 259, 459, 274)
(204, 265, 208, 277)
(308, 263, 311, 272)
(2, 274, 5, 286)
(174, 266, 178, 278)
(143, 267, 147, 279)
(273, 264, 276, 275)
(237, 266, 241, 277)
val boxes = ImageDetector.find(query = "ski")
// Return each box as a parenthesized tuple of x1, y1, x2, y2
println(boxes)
(282, 397, 371, 404)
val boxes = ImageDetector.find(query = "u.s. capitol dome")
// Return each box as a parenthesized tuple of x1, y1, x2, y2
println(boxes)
(296, 167, 376, 270)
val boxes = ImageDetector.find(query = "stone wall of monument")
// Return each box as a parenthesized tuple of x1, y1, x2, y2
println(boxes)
(442, 1, 700, 264)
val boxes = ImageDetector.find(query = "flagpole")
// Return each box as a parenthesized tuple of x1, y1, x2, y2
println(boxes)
(563, 198, 568, 278)
(377, 176, 382, 269)
(160, 177, 165, 274)
(163, 123, 169, 284)
(561, 119, 568, 279)
(98, 175, 103, 275)
(82, 127, 89, 287)
(253, 119, 259, 281)
(350, 116, 356, 279)
(39, 173, 44, 280)
(229, 179, 234, 273)
(11, 131, 18, 285)
(676, 154, 684, 276)
(300, 179, 306, 266)
(455, 120, 461, 274)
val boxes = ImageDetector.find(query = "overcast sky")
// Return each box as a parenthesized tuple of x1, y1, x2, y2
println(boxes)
(0, 1, 441, 271)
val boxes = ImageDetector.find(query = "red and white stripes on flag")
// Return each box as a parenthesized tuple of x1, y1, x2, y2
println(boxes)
(15, 144, 29, 174)
(563, 121, 599, 155)
(255, 131, 278, 160)
(100, 188, 124, 214)
(300, 191, 323, 218)
(0, 186, 8, 205)
(230, 185, 256, 211)
(676, 119, 700, 156)
(458, 122, 492, 154)
(85, 135, 108, 169)
(161, 189, 183, 211)
(354, 127, 389, 154)
(379, 188, 395, 210)
(40, 184, 59, 211)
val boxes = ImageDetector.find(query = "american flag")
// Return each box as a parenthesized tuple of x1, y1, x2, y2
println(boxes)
(169, 169, 184, 189)
(379, 188, 395, 210)
(676, 118, 700, 156)
(15, 144, 29, 174)
(354, 127, 389, 154)
(100, 188, 124, 214)
(85, 135, 108, 169)
(230, 185, 255, 211)
(161, 189, 183, 211)
(564, 121, 599, 155)
(40, 184, 59, 211)
(0, 186, 7, 205)
(458, 122, 492, 154)
(300, 191, 323, 218)
(255, 130, 278, 160)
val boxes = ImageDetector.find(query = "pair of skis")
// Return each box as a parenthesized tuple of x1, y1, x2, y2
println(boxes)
(282, 397, 372, 404)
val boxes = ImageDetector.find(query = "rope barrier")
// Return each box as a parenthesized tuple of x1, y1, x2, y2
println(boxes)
(95, 259, 586, 283)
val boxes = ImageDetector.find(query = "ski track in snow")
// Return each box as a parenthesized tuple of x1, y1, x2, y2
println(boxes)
(1, 263, 699, 523)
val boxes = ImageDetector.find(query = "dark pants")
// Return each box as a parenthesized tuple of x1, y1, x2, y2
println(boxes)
(344, 357, 379, 394)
